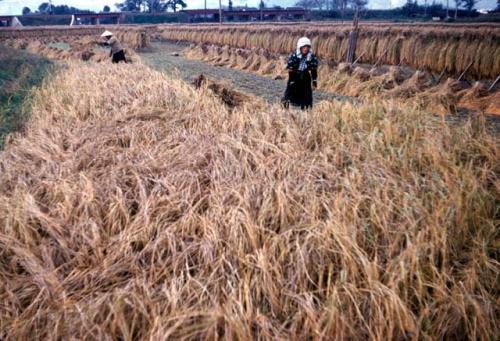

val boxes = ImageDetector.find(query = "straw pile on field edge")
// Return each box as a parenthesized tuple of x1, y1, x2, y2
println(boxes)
(0, 61, 498, 339)
(184, 44, 287, 79)
(158, 23, 500, 79)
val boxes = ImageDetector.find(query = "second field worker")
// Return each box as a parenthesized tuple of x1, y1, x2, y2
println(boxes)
(100, 31, 127, 64)
(282, 37, 318, 110)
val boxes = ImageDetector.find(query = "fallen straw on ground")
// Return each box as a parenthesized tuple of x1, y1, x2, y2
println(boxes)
(0, 61, 498, 340)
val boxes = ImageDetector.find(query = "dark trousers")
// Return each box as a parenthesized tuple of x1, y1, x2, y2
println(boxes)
(112, 50, 127, 64)
(282, 71, 313, 110)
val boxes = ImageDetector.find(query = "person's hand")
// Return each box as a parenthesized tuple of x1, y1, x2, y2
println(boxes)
(312, 80, 317, 89)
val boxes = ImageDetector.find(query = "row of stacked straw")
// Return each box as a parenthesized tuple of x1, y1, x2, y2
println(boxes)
(158, 23, 500, 79)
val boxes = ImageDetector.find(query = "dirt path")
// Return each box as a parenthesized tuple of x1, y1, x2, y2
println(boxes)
(139, 41, 346, 104)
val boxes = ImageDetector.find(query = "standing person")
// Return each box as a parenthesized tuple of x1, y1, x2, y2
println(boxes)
(282, 37, 318, 110)
(100, 31, 127, 63)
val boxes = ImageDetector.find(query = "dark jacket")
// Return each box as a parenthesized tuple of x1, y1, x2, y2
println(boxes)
(282, 51, 319, 109)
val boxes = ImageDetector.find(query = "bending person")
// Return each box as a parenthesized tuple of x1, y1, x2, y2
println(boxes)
(100, 31, 127, 64)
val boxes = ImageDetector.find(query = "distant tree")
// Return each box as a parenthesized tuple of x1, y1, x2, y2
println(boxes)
(38, 2, 92, 14)
(38, 2, 51, 13)
(462, 0, 477, 13)
(349, 0, 367, 10)
(259, 0, 265, 20)
(497, 0, 499, 10)
(316, 0, 328, 9)
(145, 0, 168, 12)
(103, 5, 111, 12)
(423, 0, 428, 15)
(166, 0, 186, 12)
(453, 0, 463, 18)
(22, 6, 31, 15)
(337, 0, 348, 19)
(295, 0, 326, 9)
(226, 0, 234, 20)
(115, 0, 143, 12)
(295, 0, 336, 10)
(427, 1, 444, 16)
(295, 0, 310, 9)
(402, 0, 419, 16)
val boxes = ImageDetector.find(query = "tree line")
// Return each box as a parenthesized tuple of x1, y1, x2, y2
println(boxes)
(20, 0, 496, 17)
(116, 0, 187, 13)
(295, 0, 482, 16)
(22, 3, 94, 15)
(20, 0, 187, 15)
(297, 0, 498, 23)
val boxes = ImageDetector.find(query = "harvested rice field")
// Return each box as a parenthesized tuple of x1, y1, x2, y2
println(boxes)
(0, 23, 499, 340)
(158, 23, 500, 115)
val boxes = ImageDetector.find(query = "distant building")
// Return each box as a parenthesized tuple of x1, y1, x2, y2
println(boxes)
(182, 7, 308, 22)
(0, 15, 23, 26)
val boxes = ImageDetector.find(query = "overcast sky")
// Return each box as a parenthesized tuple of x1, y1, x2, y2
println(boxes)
(0, 0, 497, 15)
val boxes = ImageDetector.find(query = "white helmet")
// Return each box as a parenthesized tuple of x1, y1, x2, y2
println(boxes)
(297, 37, 311, 50)
(101, 30, 113, 37)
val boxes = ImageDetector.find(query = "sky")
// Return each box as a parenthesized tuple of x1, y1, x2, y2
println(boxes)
(0, 0, 497, 15)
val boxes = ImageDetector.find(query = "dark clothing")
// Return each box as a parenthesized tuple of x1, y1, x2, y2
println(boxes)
(282, 51, 318, 109)
(112, 50, 127, 64)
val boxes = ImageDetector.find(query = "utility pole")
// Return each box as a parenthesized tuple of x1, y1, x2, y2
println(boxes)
(204, 0, 207, 23)
(446, 0, 450, 18)
(219, 0, 223, 25)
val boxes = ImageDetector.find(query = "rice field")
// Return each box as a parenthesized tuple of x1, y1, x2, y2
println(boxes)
(0, 23, 499, 340)
(0, 46, 54, 147)
(156, 23, 500, 79)
(183, 42, 500, 115)
(0, 26, 149, 62)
